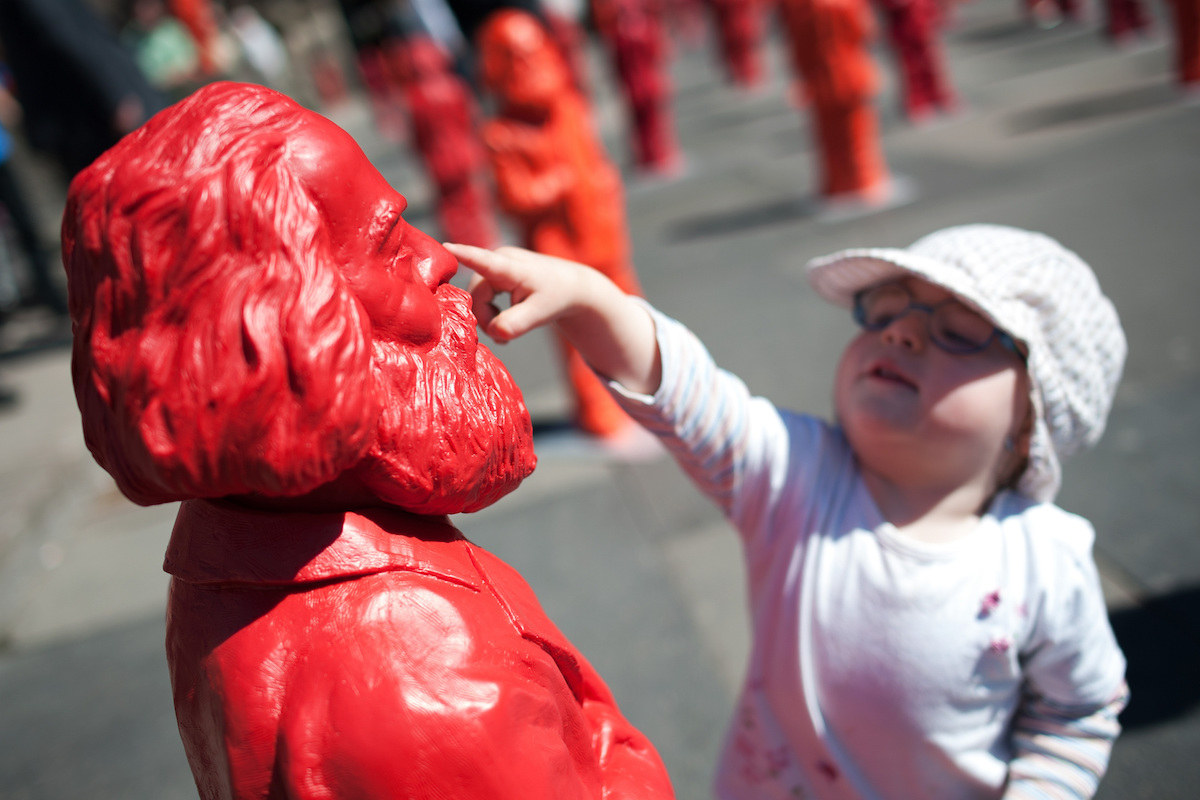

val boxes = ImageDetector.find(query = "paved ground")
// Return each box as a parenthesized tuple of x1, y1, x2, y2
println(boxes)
(1, 2, 1198, 797)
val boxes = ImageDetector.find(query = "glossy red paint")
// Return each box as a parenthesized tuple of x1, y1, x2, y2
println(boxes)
(165, 502, 675, 799)
(63, 82, 673, 799)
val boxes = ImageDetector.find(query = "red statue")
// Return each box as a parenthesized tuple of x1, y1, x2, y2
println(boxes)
(1023, 0, 1082, 26)
(1170, 0, 1200, 93)
(1104, 0, 1153, 45)
(62, 82, 675, 800)
(593, 0, 683, 175)
(709, 0, 767, 88)
(395, 36, 500, 247)
(476, 10, 642, 438)
(661, 0, 707, 49)
(352, 43, 411, 143)
(779, 0, 893, 204)
(872, 0, 957, 123)
(167, 0, 220, 75)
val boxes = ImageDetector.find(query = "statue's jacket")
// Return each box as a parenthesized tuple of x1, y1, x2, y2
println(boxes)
(164, 499, 674, 800)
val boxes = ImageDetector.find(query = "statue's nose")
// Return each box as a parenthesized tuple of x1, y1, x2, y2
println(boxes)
(412, 228, 460, 289)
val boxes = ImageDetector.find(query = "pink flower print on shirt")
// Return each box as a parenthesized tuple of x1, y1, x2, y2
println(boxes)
(766, 746, 791, 777)
(990, 635, 1013, 654)
(979, 589, 1002, 618)
(734, 700, 792, 784)
(735, 734, 792, 783)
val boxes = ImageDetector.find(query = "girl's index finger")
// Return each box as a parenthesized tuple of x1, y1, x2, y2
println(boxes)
(443, 242, 520, 288)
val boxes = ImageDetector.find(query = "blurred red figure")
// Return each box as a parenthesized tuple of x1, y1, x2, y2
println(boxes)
(593, 0, 683, 174)
(354, 43, 411, 143)
(167, 0, 220, 74)
(780, 0, 892, 203)
(477, 10, 643, 437)
(63, 82, 676, 800)
(662, 0, 707, 48)
(395, 36, 499, 247)
(1169, 0, 1200, 91)
(1105, 0, 1153, 44)
(873, 0, 957, 122)
(1023, 0, 1082, 27)
(710, 0, 767, 87)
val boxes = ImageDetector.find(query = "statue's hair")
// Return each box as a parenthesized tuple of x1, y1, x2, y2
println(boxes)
(64, 82, 379, 505)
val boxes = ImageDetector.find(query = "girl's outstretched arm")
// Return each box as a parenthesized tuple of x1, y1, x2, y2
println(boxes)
(445, 243, 662, 395)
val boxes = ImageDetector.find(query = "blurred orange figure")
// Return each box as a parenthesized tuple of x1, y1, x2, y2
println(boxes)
(477, 9, 641, 438)
(167, 0, 220, 74)
(780, 0, 892, 203)
(593, 0, 682, 174)
(394, 37, 499, 248)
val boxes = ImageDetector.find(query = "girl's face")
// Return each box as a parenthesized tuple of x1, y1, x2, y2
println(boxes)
(833, 276, 1031, 491)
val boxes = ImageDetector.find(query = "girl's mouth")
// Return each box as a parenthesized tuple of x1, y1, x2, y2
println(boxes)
(867, 361, 917, 390)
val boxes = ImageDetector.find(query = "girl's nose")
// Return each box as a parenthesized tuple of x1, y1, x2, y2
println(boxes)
(881, 311, 927, 352)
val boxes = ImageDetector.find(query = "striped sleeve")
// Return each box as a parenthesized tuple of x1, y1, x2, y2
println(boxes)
(1004, 681, 1129, 799)
(608, 301, 789, 522)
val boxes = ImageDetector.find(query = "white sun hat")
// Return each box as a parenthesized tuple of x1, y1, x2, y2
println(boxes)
(806, 224, 1126, 502)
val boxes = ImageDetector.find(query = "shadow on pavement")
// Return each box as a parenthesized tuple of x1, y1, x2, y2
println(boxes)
(667, 196, 817, 241)
(0, 311, 71, 364)
(952, 21, 1032, 44)
(0, 614, 195, 799)
(1110, 585, 1200, 730)
(1008, 83, 1181, 134)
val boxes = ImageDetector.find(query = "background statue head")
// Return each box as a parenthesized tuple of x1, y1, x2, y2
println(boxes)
(394, 36, 453, 84)
(63, 81, 535, 514)
(477, 10, 571, 113)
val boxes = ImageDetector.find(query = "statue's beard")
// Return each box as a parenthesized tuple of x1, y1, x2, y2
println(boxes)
(349, 284, 536, 515)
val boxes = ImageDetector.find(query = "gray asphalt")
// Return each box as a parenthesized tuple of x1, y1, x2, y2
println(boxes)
(1, 2, 1198, 797)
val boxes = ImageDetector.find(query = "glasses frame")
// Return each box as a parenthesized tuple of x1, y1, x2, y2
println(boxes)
(852, 284, 1026, 362)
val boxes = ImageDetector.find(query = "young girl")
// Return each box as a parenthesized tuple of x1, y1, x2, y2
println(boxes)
(446, 223, 1130, 800)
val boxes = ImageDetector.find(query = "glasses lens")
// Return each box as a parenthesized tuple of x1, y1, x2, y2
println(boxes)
(857, 284, 910, 329)
(931, 303, 997, 352)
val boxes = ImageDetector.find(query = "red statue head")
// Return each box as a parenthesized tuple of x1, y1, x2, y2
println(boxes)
(393, 36, 452, 84)
(477, 10, 571, 113)
(63, 82, 535, 515)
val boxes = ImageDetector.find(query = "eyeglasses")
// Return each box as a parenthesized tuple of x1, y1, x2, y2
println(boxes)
(853, 282, 1025, 360)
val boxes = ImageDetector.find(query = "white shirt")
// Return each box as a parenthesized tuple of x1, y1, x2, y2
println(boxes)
(612, 304, 1126, 800)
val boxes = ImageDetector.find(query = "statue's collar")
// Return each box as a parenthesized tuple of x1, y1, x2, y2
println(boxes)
(163, 499, 480, 589)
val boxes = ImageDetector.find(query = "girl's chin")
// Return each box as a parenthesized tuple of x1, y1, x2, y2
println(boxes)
(839, 398, 922, 437)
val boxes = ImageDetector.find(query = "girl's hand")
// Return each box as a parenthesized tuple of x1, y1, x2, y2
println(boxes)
(446, 243, 595, 344)
(443, 242, 662, 395)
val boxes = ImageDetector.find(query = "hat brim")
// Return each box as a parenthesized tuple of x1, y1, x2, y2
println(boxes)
(806, 247, 1010, 333)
